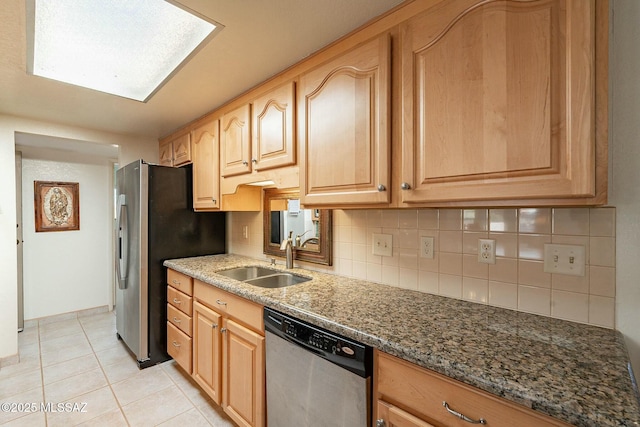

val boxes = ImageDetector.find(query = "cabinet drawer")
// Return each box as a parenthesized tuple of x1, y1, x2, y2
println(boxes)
(168, 286, 192, 315)
(167, 303, 192, 336)
(376, 351, 570, 427)
(167, 322, 192, 373)
(167, 269, 193, 296)
(194, 280, 263, 332)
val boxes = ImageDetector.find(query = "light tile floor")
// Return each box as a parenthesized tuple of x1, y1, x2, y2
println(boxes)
(0, 310, 237, 426)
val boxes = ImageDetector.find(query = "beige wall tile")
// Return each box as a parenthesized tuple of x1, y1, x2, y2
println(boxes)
(463, 209, 488, 231)
(399, 268, 418, 290)
(590, 207, 616, 237)
(519, 208, 551, 234)
(346, 209, 367, 226)
(518, 260, 551, 288)
(518, 285, 551, 316)
(439, 209, 462, 230)
(352, 244, 367, 262)
(439, 274, 462, 298)
(489, 258, 518, 284)
(589, 266, 616, 297)
(418, 252, 439, 273)
(418, 209, 438, 229)
(333, 210, 351, 226)
(399, 248, 418, 269)
(352, 261, 367, 280)
(552, 208, 590, 236)
(589, 295, 615, 328)
(463, 277, 488, 303)
(352, 226, 367, 245)
(463, 231, 488, 254)
(382, 210, 399, 228)
(440, 252, 462, 275)
(367, 210, 383, 228)
(463, 254, 488, 279)
(518, 234, 551, 260)
(418, 271, 439, 294)
(381, 265, 399, 287)
(366, 263, 382, 282)
(491, 232, 518, 258)
(382, 249, 399, 267)
(335, 242, 352, 260)
(399, 210, 418, 229)
(489, 209, 518, 232)
(552, 272, 589, 294)
(489, 281, 518, 310)
(440, 231, 462, 253)
(551, 290, 589, 323)
(590, 237, 616, 267)
(398, 229, 419, 249)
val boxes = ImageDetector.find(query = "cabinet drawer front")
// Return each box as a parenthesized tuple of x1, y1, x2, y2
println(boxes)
(167, 269, 193, 296)
(168, 286, 193, 315)
(167, 322, 192, 373)
(167, 303, 192, 336)
(194, 280, 263, 332)
(376, 352, 570, 427)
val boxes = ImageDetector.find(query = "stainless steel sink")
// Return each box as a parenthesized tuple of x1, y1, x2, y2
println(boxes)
(244, 273, 310, 288)
(216, 266, 278, 281)
(216, 266, 310, 288)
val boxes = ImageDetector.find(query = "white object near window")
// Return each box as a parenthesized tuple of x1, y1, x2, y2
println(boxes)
(26, 0, 223, 102)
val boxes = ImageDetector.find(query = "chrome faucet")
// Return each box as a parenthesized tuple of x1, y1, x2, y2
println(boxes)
(280, 231, 295, 268)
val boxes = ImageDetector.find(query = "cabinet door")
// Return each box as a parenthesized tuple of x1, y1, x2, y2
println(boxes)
(192, 301, 222, 405)
(172, 133, 192, 166)
(221, 104, 252, 177)
(192, 118, 221, 210)
(299, 33, 390, 205)
(377, 400, 436, 427)
(251, 82, 296, 171)
(222, 318, 265, 427)
(401, 0, 596, 203)
(159, 140, 173, 167)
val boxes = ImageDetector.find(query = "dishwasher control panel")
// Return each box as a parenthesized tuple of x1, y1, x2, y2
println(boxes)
(264, 307, 372, 378)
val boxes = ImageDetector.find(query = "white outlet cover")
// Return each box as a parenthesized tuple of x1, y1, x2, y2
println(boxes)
(477, 239, 496, 264)
(372, 233, 393, 257)
(543, 244, 585, 276)
(420, 236, 435, 259)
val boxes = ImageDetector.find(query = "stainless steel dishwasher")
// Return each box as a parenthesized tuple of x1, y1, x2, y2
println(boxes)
(264, 307, 373, 427)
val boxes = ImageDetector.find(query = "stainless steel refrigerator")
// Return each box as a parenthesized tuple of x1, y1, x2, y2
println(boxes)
(115, 160, 225, 368)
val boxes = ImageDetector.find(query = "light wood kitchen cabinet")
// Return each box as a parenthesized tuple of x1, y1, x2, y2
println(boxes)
(166, 269, 194, 373)
(251, 82, 296, 171)
(298, 33, 391, 206)
(375, 351, 571, 427)
(191, 118, 221, 210)
(192, 279, 265, 427)
(159, 133, 192, 167)
(221, 104, 252, 177)
(399, 0, 601, 204)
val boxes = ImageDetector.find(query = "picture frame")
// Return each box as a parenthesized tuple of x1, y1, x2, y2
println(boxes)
(34, 181, 80, 232)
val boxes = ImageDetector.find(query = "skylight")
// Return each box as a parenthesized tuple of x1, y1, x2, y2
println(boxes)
(26, 0, 223, 102)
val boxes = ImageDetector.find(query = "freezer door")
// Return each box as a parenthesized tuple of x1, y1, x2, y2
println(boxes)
(115, 161, 149, 363)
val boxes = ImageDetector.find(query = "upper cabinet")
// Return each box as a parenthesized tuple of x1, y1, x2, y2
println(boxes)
(251, 82, 296, 171)
(400, 0, 600, 204)
(191, 118, 221, 211)
(221, 104, 252, 177)
(159, 133, 192, 167)
(298, 33, 391, 206)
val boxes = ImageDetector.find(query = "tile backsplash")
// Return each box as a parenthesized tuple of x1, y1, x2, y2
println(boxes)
(228, 207, 616, 329)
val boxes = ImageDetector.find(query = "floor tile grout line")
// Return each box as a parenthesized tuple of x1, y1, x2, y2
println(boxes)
(160, 363, 217, 426)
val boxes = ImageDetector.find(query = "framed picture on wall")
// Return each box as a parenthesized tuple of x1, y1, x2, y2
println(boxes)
(34, 181, 80, 232)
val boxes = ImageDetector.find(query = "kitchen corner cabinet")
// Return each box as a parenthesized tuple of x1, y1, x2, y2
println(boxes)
(191, 118, 221, 210)
(160, 133, 192, 167)
(251, 82, 296, 171)
(400, 0, 600, 204)
(221, 104, 252, 177)
(298, 33, 391, 206)
(192, 280, 265, 427)
(375, 351, 571, 427)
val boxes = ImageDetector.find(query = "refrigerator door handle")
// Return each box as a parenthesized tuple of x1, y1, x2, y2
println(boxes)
(116, 195, 128, 289)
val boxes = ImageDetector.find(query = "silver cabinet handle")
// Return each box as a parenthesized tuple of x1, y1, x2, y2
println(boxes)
(377, 184, 386, 191)
(171, 341, 181, 348)
(401, 182, 411, 190)
(216, 299, 227, 306)
(212, 198, 217, 204)
(172, 317, 181, 324)
(252, 158, 257, 164)
(443, 401, 486, 424)
(173, 298, 181, 305)
(376, 420, 385, 427)
(220, 327, 227, 333)
(242, 160, 248, 166)
(172, 279, 180, 285)
(212, 323, 218, 329)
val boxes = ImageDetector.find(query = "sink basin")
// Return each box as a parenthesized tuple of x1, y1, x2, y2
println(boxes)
(217, 266, 278, 281)
(244, 273, 310, 289)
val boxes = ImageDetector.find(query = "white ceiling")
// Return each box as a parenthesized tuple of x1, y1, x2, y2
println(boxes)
(1, 0, 405, 140)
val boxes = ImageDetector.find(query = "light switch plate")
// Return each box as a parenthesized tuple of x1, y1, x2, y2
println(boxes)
(543, 244, 585, 276)
(372, 233, 393, 257)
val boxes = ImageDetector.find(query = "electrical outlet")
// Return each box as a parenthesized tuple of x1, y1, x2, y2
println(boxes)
(478, 239, 496, 264)
(420, 236, 435, 259)
(543, 244, 585, 276)
(372, 233, 393, 257)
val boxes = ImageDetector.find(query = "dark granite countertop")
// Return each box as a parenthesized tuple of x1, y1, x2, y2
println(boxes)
(165, 254, 640, 427)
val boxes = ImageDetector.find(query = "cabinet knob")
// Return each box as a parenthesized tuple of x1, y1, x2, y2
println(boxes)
(242, 160, 248, 166)
(212, 323, 218, 329)
(401, 182, 411, 190)
(376, 420, 386, 427)
(220, 327, 227, 333)
(212, 198, 217, 204)
(252, 158, 257, 164)
(377, 184, 386, 192)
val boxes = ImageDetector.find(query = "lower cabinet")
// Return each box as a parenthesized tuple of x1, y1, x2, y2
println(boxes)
(191, 280, 265, 427)
(375, 350, 571, 427)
